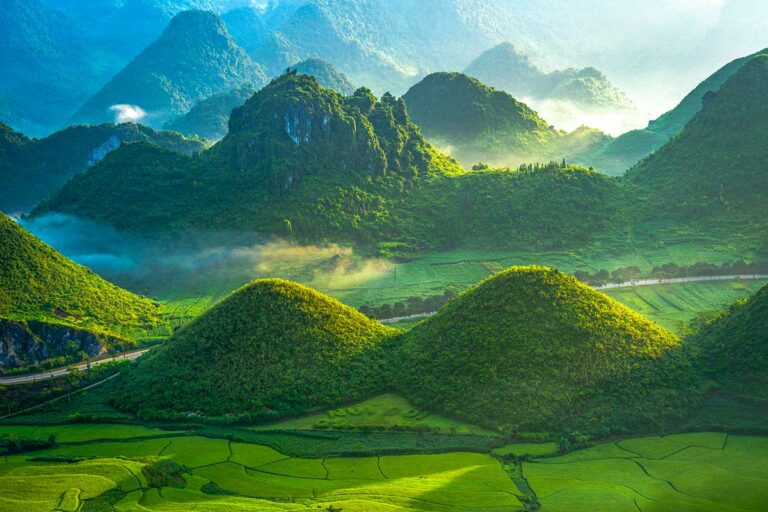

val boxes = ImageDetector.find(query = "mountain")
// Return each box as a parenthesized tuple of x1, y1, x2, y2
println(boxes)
(465, 43, 633, 112)
(398, 266, 698, 432)
(0, 0, 96, 136)
(246, 3, 412, 92)
(163, 84, 257, 140)
(690, 284, 768, 400)
(627, 54, 768, 232)
(402, 73, 609, 167)
(163, 59, 354, 140)
(577, 48, 768, 175)
(70, 10, 268, 128)
(113, 279, 397, 418)
(291, 58, 356, 95)
(0, 122, 206, 214)
(34, 75, 628, 253)
(0, 213, 160, 369)
(36, 73, 460, 242)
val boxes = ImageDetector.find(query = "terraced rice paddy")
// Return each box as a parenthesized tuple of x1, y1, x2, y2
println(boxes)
(1, 425, 766, 511)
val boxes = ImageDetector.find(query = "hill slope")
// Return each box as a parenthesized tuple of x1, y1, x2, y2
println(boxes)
(0, 213, 160, 335)
(36, 73, 461, 244)
(403, 72, 609, 167)
(627, 54, 768, 232)
(399, 267, 698, 432)
(690, 285, 768, 399)
(70, 10, 267, 128)
(163, 59, 355, 140)
(0, 122, 206, 213)
(465, 43, 633, 112)
(114, 279, 397, 418)
(577, 48, 768, 175)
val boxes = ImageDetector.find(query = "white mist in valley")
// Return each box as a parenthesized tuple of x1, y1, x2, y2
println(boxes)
(20, 214, 393, 298)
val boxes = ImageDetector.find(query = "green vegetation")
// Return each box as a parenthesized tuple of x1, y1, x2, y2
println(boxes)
(0, 214, 160, 340)
(70, 10, 267, 127)
(0, 121, 206, 213)
(255, 394, 489, 434)
(163, 84, 257, 141)
(580, 47, 768, 175)
(527, 434, 768, 511)
(399, 266, 699, 432)
(113, 279, 398, 419)
(628, 54, 768, 234)
(689, 284, 768, 399)
(0, 419, 765, 511)
(290, 58, 357, 95)
(402, 72, 611, 167)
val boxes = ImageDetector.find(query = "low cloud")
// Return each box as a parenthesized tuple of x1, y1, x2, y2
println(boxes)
(20, 213, 392, 298)
(109, 104, 147, 124)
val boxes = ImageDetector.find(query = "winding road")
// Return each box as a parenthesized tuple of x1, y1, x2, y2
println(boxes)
(2, 274, 766, 382)
(0, 349, 150, 386)
(380, 274, 768, 324)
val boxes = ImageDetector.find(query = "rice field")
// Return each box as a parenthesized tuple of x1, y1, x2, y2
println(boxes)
(1, 424, 766, 511)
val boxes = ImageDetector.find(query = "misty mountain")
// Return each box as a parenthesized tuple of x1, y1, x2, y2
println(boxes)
(465, 43, 633, 112)
(403, 72, 609, 168)
(0, 122, 206, 214)
(578, 47, 768, 175)
(628, 54, 768, 232)
(70, 10, 267, 128)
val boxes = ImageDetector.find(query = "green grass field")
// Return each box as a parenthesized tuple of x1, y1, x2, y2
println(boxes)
(252, 394, 491, 435)
(1, 423, 766, 511)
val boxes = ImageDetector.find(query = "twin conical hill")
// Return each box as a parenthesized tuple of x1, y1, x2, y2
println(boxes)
(114, 279, 398, 418)
(398, 266, 698, 432)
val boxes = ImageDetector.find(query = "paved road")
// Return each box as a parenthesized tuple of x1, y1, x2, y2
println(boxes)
(0, 349, 150, 386)
(381, 274, 768, 324)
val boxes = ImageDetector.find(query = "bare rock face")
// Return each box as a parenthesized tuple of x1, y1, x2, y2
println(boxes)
(0, 319, 125, 371)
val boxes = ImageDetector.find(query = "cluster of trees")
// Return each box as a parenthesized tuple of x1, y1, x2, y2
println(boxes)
(0, 434, 56, 455)
(358, 290, 455, 319)
(573, 260, 768, 286)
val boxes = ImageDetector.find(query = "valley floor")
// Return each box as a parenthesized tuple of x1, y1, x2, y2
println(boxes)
(0, 424, 765, 511)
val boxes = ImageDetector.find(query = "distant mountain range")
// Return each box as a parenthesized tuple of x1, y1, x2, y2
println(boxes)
(465, 43, 634, 113)
(70, 10, 267, 128)
(403, 72, 610, 167)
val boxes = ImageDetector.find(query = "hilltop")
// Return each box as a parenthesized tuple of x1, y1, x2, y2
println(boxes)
(113, 279, 398, 418)
(0, 122, 206, 213)
(627, 54, 768, 232)
(291, 58, 356, 95)
(689, 284, 768, 399)
(36, 73, 463, 244)
(163, 59, 355, 140)
(465, 43, 633, 112)
(577, 48, 768, 175)
(70, 10, 267, 128)
(398, 267, 698, 432)
(402, 72, 609, 167)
